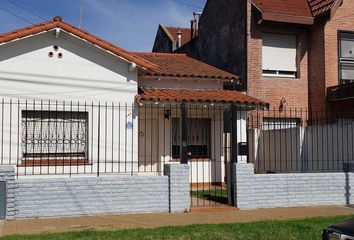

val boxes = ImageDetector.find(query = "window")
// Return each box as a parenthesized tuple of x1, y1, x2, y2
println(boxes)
(262, 118, 300, 130)
(22, 111, 88, 161)
(172, 118, 211, 159)
(339, 32, 354, 84)
(262, 33, 297, 78)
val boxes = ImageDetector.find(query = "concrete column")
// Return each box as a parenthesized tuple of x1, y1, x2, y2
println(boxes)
(164, 163, 190, 212)
(0, 166, 16, 220)
(233, 163, 254, 209)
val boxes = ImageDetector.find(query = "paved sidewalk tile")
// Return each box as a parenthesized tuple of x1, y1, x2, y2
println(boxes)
(3, 205, 354, 236)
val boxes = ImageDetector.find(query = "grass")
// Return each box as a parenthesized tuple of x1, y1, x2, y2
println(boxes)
(1, 215, 353, 240)
(191, 189, 228, 204)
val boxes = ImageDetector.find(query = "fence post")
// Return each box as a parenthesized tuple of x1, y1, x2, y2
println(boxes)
(97, 102, 100, 177)
(228, 104, 238, 206)
(180, 102, 188, 164)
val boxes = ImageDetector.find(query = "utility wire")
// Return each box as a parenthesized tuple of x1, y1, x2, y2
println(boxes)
(79, 0, 85, 28)
(0, 5, 34, 24)
(173, 0, 203, 10)
(5, 0, 48, 21)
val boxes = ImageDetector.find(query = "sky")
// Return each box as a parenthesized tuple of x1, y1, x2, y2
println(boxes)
(0, 0, 207, 51)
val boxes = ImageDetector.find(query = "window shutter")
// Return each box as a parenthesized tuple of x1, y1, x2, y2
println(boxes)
(262, 33, 297, 72)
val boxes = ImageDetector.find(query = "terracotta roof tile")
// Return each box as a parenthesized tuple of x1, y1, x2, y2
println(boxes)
(0, 16, 157, 71)
(252, 0, 339, 18)
(308, 0, 336, 16)
(165, 26, 191, 47)
(253, 0, 312, 17)
(136, 88, 268, 108)
(134, 52, 240, 81)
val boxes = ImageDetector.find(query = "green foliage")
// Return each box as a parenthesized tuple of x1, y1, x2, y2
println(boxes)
(1, 215, 353, 240)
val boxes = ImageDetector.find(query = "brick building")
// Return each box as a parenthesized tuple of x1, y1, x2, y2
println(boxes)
(153, 0, 354, 114)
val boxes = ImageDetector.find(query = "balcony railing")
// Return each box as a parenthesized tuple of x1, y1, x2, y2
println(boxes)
(327, 82, 354, 101)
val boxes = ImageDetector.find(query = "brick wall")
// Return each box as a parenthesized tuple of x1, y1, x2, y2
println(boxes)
(247, 1, 309, 110)
(323, 0, 354, 110)
(175, 0, 248, 89)
(0, 164, 189, 219)
(307, 0, 354, 110)
(308, 22, 326, 111)
(234, 163, 354, 209)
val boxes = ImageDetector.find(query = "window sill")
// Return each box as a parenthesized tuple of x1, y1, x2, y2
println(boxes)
(262, 76, 300, 80)
(17, 159, 91, 167)
(172, 158, 212, 162)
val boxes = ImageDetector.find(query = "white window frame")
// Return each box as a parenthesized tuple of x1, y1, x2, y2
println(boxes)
(262, 32, 298, 78)
(262, 117, 300, 130)
(339, 31, 354, 84)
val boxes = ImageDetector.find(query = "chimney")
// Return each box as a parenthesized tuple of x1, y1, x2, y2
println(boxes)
(177, 30, 182, 49)
(190, 20, 195, 40)
(190, 12, 202, 39)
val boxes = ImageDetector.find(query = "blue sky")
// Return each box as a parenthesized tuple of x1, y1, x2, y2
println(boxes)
(0, 0, 207, 51)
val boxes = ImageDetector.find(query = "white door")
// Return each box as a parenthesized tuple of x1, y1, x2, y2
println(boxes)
(138, 119, 159, 172)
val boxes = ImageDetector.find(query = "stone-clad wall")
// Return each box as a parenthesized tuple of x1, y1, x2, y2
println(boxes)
(164, 164, 190, 212)
(0, 166, 16, 220)
(234, 163, 354, 209)
(0, 163, 189, 219)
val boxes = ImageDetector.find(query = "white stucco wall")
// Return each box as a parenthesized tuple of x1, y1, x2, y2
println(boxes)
(0, 30, 139, 173)
(0, 30, 138, 102)
(138, 104, 247, 183)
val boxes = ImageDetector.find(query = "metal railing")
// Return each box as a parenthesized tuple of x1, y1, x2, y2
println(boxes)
(248, 108, 354, 173)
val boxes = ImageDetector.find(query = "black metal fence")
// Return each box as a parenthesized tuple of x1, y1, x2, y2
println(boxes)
(0, 98, 236, 207)
(248, 108, 354, 173)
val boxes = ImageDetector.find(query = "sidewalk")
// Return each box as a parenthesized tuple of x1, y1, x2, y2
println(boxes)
(2, 205, 354, 236)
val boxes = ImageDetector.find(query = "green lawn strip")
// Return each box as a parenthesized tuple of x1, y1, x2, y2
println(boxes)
(1, 215, 353, 240)
(190, 189, 228, 204)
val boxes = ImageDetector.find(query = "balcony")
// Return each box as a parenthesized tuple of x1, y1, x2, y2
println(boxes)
(327, 82, 354, 101)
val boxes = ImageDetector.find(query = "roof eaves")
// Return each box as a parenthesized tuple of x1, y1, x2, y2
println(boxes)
(329, 0, 343, 19)
(252, 1, 314, 25)
(159, 24, 175, 42)
(262, 12, 314, 25)
(0, 16, 158, 72)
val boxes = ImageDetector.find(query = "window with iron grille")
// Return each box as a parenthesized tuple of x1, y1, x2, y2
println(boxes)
(172, 118, 211, 159)
(339, 31, 354, 84)
(21, 111, 88, 160)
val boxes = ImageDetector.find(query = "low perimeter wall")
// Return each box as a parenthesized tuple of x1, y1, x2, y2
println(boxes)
(1, 164, 189, 219)
(234, 163, 354, 209)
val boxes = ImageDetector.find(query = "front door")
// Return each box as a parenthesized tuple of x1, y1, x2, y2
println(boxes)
(138, 118, 159, 173)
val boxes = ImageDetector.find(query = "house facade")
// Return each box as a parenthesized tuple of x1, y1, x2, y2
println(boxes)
(0, 16, 269, 218)
(153, 0, 354, 114)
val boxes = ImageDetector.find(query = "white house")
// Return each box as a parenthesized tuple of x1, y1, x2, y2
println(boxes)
(0, 16, 267, 183)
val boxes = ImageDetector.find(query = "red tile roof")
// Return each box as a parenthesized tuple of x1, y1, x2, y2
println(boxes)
(0, 16, 157, 71)
(253, 0, 312, 17)
(136, 88, 268, 108)
(308, 0, 336, 16)
(252, 0, 341, 19)
(134, 52, 240, 81)
(165, 26, 191, 47)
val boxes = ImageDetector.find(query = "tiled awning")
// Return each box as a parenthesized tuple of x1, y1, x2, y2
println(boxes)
(136, 88, 269, 108)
